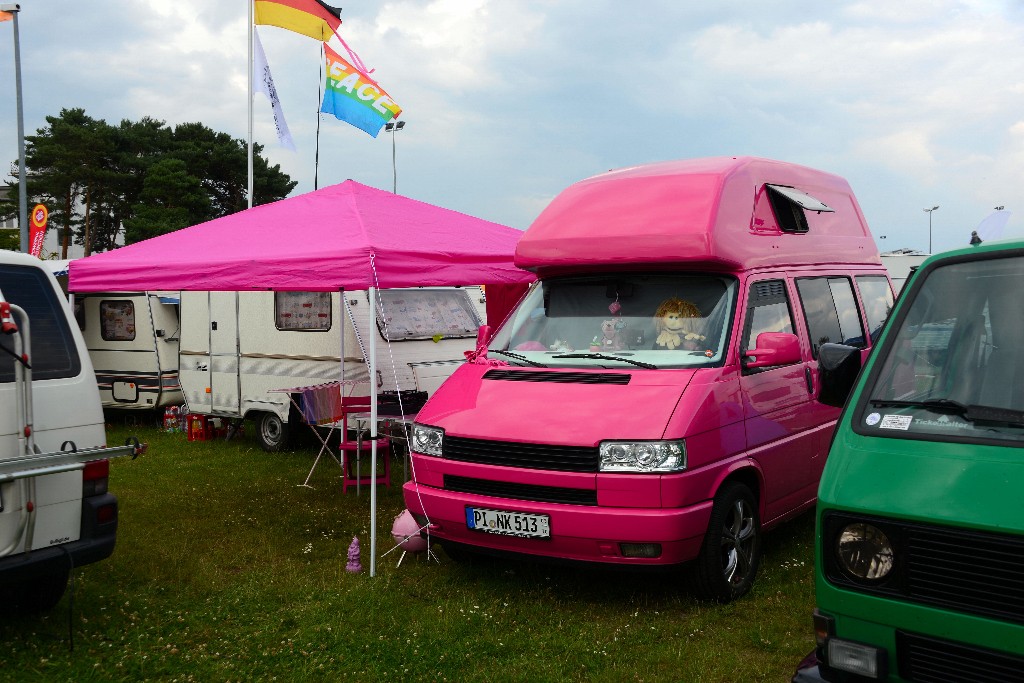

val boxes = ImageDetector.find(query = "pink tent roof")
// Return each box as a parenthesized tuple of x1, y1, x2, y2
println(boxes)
(69, 180, 533, 292)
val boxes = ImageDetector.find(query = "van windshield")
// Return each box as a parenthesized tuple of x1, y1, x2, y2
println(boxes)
(488, 274, 737, 369)
(859, 254, 1024, 443)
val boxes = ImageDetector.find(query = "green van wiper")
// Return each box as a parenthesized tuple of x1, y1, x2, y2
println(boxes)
(871, 398, 1024, 427)
(870, 397, 969, 416)
(552, 352, 658, 369)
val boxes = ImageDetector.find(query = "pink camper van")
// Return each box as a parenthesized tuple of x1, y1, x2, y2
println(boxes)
(403, 157, 893, 601)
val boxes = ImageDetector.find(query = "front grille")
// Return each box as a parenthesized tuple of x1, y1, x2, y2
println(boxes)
(897, 631, 1024, 683)
(483, 369, 631, 385)
(443, 436, 599, 472)
(444, 475, 597, 506)
(905, 525, 1024, 624)
(824, 514, 1024, 626)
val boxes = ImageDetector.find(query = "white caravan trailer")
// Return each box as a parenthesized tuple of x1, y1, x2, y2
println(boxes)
(72, 292, 184, 410)
(881, 249, 929, 294)
(178, 287, 487, 451)
(0, 251, 142, 612)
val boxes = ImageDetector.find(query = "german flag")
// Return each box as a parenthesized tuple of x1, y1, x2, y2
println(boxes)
(254, 0, 342, 42)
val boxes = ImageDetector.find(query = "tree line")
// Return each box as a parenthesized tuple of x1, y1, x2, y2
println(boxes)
(1, 108, 296, 257)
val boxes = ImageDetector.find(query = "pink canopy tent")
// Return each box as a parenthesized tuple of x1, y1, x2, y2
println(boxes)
(69, 180, 533, 576)
(69, 180, 533, 293)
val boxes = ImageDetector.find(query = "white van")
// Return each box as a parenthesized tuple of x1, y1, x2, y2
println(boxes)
(0, 251, 141, 612)
(179, 287, 487, 451)
(72, 292, 184, 410)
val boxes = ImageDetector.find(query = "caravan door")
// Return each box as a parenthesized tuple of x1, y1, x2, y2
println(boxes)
(179, 291, 241, 416)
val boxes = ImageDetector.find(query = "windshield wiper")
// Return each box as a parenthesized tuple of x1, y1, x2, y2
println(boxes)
(870, 397, 969, 416)
(552, 352, 658, 370)
(489, 349, 547, 368)
(870, 398, 1024, 427)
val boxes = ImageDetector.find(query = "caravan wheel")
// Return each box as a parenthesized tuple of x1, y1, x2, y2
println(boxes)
(255, 412, 289, 452)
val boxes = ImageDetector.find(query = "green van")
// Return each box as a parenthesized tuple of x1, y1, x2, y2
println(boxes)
(794, 238, 1024, 682)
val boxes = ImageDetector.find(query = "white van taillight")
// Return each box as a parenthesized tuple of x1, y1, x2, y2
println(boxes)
(83, 459, 110, 497)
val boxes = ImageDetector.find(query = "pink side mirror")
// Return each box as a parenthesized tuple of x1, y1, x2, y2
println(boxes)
(477, 325, 491, 347)
(745, 332, 801, 369)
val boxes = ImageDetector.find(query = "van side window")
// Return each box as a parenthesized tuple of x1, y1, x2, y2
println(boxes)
(0, 265, 82, 382)
(275, 292, 332, 331)
(796, 277, 866, 358)
(856, 275, 894, 343)
(100, 300, 137, 341)
(742, 280, 794, 354)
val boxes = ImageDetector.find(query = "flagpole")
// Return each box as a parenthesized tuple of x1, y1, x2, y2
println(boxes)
(314, 43, 323, 190)
(247, 0, 254, 209)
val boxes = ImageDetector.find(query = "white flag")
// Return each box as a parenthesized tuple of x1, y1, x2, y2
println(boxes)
(253, 27, 296, 151)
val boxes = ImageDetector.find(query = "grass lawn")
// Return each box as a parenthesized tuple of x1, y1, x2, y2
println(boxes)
(0, 413, 816, 682)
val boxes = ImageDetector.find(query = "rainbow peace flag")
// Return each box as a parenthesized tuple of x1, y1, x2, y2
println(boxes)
(320, 44, 402, 138)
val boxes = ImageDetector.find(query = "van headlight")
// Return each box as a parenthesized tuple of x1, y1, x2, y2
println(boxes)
(411, 424, 444, 456)
(836, 522, 894, 581)
(599, 441, 686, 472)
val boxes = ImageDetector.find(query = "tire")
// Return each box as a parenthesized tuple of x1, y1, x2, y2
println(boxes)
(255, 412, 289, 452)
(691, 481, 762, 603)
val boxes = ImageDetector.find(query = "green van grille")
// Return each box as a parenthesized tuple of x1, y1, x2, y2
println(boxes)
(824, 513, 1024, 626)
(905, 525, 1024, 624)
(896, 630, 1024, 683)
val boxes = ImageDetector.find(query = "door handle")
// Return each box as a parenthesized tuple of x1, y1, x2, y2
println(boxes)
(805, 366, 814, 394)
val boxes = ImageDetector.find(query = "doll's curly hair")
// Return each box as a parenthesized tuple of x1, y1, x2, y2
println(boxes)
(653, 298, 701, 330)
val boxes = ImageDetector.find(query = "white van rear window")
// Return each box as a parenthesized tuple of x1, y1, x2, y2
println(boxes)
(0, 265, 81, 381)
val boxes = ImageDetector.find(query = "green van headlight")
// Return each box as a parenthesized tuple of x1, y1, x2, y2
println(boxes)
(836, 523, 894, 581)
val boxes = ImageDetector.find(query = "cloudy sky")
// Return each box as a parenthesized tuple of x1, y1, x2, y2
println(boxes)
(1, 0, 1022, 257)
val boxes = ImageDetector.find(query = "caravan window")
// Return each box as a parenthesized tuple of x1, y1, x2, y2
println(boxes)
(100, 300, 137, 341)
(275, 292, 332, 331)
(375, 288, 481, 341)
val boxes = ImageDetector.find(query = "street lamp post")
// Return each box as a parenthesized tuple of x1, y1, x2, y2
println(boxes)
(923, 205, 939, 253)
(384, 120, 405, 194)
(2, 3, 26, 252)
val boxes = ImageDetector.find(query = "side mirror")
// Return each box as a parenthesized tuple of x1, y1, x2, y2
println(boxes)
(745, 332, 801, 369)
(476, 325, 491, 347)
(817, 343, 862, 407)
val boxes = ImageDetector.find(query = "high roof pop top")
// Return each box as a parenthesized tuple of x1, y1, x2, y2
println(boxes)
(515, 156, 881, 276)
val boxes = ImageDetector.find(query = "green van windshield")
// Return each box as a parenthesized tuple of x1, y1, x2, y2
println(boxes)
(855, 254, 1024, 444)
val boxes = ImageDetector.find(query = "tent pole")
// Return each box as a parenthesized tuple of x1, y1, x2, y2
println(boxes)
(369, 285, 378, 577)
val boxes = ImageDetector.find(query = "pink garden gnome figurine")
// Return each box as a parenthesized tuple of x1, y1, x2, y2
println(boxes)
(346, 536, 363, 573)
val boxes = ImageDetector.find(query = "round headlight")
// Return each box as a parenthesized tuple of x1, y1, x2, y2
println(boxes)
(634, 444, 661, 469)
(836, 523, 894, 581)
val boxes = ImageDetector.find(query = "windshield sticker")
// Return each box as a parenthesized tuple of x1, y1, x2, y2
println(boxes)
(865, 412, 881, 426)
(914, 415, 974, 431)
(879, 414, 912, 430)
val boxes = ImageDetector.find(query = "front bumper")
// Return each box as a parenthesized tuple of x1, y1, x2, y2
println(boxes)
(402, 480, 712, 566)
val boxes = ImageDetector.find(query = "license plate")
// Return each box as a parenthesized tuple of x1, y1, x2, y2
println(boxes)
(466, 507, 550, 539)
